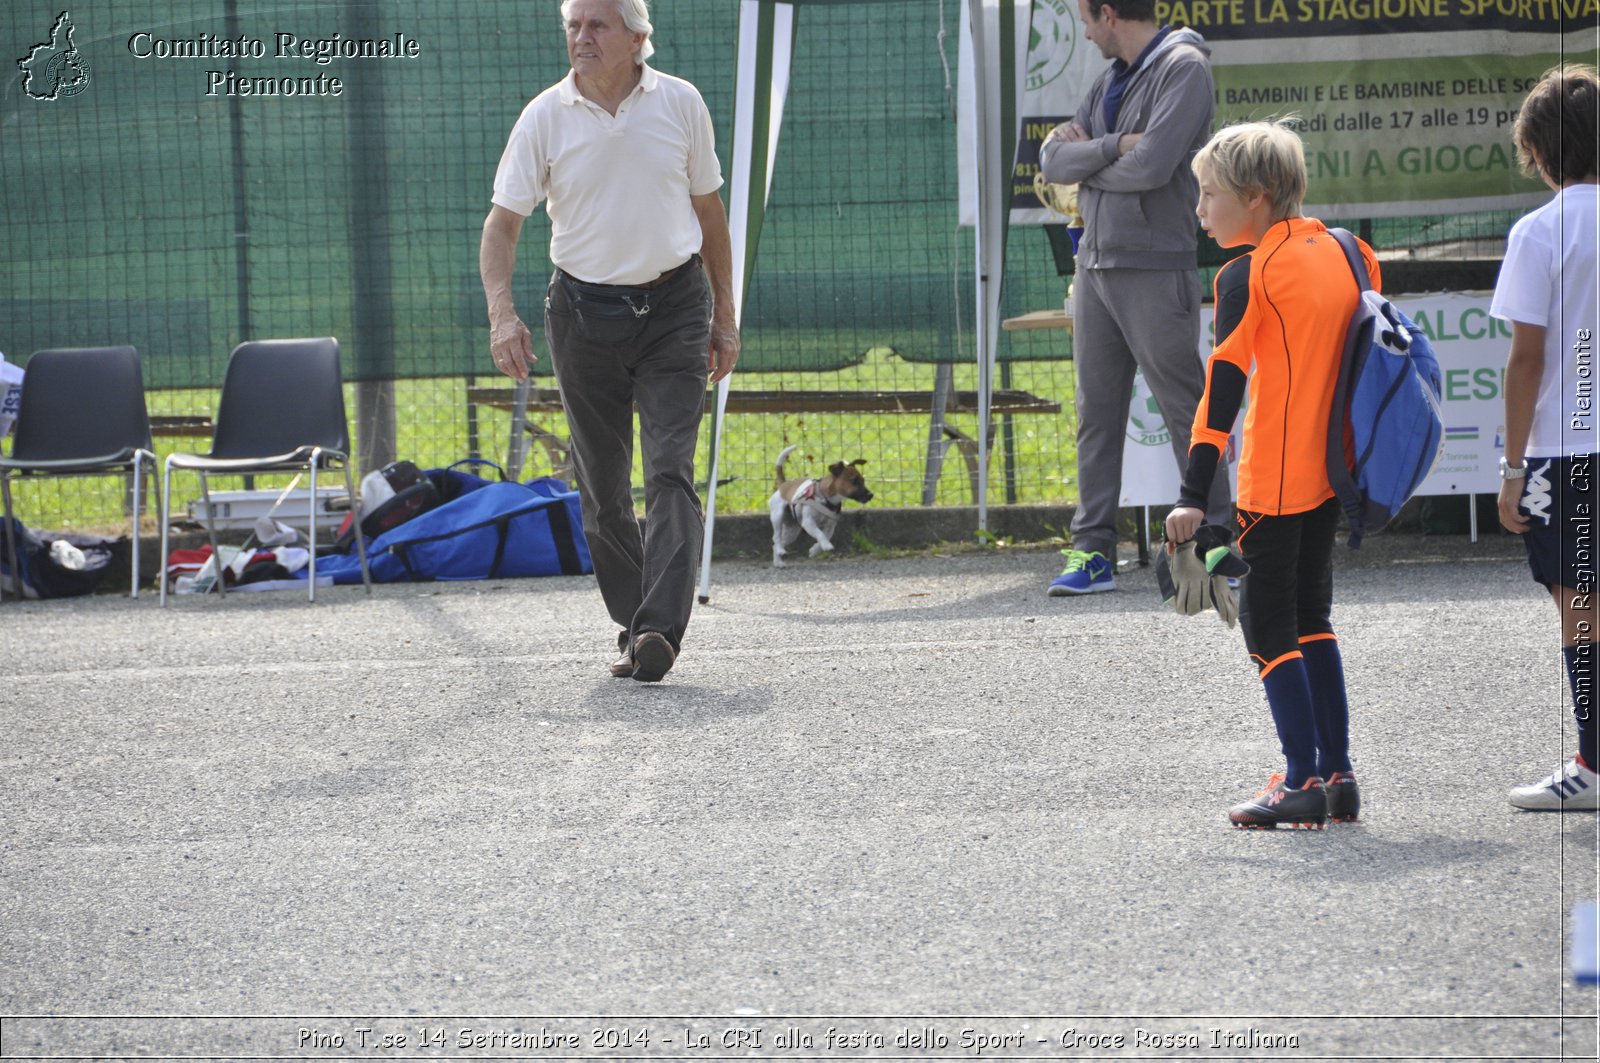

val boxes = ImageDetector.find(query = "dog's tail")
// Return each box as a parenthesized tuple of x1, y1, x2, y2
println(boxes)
(775, 444, 801, 486)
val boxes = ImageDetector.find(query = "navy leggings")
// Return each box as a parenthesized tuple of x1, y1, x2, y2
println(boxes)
(1236, 497, 1340, 676)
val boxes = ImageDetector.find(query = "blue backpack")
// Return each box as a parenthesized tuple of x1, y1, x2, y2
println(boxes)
(1326, 229, 1446, 547)
(312, 475, 591, 583)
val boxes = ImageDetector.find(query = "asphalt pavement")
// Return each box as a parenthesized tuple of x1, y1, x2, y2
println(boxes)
(2, 532, 1597, 1061)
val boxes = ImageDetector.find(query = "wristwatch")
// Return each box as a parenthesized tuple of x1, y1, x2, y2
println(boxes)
(1499, 456, 1527, 480)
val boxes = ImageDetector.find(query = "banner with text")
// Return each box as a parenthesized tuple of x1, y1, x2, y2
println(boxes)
(998, 1, 1594, 223)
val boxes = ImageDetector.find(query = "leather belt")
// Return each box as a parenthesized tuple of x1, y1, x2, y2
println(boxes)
(560, 256, 697, 292)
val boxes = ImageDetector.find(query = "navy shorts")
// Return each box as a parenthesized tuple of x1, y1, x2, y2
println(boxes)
(1517, 454, 1600, 591)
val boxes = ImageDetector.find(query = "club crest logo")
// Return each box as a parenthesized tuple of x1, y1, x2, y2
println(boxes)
(18, 12, 91, 101)
(1026, 0, 1075, 93)
(1127, 376, 1170, 447)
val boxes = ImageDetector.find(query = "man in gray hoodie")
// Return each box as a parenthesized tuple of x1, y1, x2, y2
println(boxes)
(1038, 0, 1232, 596)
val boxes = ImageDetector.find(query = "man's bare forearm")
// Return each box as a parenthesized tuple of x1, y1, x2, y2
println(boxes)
(480, 206, 525, 323)
(692, 192, 735, 319)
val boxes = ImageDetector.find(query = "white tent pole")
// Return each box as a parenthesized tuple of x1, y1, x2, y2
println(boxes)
(697, 0, 793, 604)
(968, 0, 1027, 536)
(969, 0, 996, 533)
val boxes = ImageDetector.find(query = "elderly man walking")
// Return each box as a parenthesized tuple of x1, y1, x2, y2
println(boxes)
(480, 0, 739, 682)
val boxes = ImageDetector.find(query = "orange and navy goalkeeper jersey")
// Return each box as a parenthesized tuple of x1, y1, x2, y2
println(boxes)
(1177, 216, 1382, 517)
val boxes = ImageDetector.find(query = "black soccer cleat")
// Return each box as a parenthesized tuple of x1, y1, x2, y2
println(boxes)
(1326, 771, 1361, 822)
(1229, 772, 1328, 830)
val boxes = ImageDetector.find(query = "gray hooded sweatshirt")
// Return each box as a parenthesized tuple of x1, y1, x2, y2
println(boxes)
(1039, 27, 1214, 272)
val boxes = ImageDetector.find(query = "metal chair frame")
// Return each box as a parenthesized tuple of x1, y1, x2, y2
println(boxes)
(158, 338, 372, 604)
(0, 346, 156, 601)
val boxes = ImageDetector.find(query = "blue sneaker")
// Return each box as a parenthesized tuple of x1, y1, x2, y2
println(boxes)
(1048, 549, 1115, 596)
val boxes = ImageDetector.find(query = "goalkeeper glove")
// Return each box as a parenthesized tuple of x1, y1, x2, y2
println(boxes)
(1156, 524, 1250, 627)
(1192, 523, 1250, 628)
(1156, 539, 1214, 617)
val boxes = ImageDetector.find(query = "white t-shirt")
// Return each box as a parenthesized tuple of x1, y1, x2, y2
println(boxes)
(492, 63, 724, 286)
(1490, 183, 1600, 458)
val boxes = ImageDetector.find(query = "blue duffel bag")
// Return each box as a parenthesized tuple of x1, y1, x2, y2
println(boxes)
(312, 475, 591, 583)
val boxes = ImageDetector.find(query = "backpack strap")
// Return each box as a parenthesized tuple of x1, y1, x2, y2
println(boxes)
(1327, 227, 1373, 294)
(1325, 228, 1373, 549)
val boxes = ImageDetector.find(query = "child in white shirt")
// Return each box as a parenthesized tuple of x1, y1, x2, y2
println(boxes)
(1491, 63, 1600, 811)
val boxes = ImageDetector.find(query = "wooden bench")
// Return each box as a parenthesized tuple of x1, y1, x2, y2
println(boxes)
(464, 385, 1059, 416)
(465, 384, 1061, 504)
(148, 383, 1064, 505)
(149, 415, 214, 439)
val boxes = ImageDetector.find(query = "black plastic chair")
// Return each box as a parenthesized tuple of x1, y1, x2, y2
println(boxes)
(159, 338, 372, 604)
(0, 346, 156, 600)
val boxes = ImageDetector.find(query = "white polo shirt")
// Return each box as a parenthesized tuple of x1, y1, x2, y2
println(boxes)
(492, 63, 724, 286)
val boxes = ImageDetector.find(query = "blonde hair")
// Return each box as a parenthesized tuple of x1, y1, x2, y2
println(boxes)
(1192, 120, 1307, 222)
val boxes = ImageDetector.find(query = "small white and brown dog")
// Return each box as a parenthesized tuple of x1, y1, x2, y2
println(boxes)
(769, 444, 873, 567)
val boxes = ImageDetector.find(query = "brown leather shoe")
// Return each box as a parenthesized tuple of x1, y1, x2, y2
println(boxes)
(609, 652, 635, 678)
(630, 631, 675, 683)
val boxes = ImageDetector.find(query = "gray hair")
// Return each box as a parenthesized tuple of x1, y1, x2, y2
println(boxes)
(560, 0, 655, 62)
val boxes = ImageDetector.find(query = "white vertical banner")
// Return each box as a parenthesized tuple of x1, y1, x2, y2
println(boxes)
(962, 0, 1030, 532)
(698, 0, 794, 603)
(959, 0, 1104, 226)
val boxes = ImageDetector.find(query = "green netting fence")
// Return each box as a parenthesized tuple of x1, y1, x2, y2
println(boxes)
(2, 0, 1522, 533)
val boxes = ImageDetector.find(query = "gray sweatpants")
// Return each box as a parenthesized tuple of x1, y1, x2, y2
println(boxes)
(544, 264, 710, 654)
(1070, 266, 1232, 560)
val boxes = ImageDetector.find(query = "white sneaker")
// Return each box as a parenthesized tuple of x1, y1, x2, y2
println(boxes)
(1510, 757, 1600, 811)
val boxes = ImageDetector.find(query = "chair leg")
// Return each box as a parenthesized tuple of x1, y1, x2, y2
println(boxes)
(159, 460, 173, 606)
(507, 375, 531, 480)
(307, 461, 319, 602)
(129, 454, 144, 599)
(145, 455, 157, 597)
(197, 472, 228, 599)
(1, 472, 17, 602)
(343, 461, 373, 594)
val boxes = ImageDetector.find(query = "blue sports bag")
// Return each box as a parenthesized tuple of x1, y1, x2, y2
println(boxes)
(1326, 229, 1446, 547)
(313, 475, 590, 583)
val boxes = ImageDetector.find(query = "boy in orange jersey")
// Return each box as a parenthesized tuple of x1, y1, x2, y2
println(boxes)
(1165, 120, 1380, 830)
